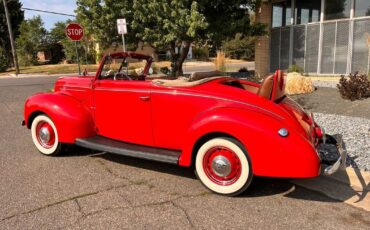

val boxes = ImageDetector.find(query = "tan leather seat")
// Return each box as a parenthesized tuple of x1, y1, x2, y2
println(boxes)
(257, 74, 274, 99)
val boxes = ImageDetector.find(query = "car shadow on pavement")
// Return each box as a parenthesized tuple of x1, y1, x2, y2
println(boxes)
(62, 146, 368, 205)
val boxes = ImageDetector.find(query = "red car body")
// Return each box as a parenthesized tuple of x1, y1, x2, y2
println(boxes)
(23, 52, 344, 196)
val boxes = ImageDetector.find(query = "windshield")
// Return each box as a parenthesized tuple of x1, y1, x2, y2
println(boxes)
(99, 55, 152, 80)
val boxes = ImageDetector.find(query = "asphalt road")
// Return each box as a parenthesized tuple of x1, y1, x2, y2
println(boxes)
(0, 78, 369, 229)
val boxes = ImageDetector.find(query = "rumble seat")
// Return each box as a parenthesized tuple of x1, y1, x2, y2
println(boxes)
(257, 70, 285, 100)
(257, 74, 274, 99)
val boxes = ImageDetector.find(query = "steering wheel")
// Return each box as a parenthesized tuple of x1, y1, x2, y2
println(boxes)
(114, 72, 132, 81)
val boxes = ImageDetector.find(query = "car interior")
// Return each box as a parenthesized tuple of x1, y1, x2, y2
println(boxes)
(98, 54, 284, 100)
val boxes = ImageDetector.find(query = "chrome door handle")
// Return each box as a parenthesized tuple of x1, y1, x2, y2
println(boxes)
(139, 96, 150, 101)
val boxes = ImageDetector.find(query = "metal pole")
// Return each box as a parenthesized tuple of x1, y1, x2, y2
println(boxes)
(75, 41, 81, 75)
(122, 33, 126, 52)
(2, 0, 20, 75)
(84, 40, 88, 65)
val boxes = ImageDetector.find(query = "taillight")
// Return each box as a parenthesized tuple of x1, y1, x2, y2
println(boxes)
(314, 127, 323, 138)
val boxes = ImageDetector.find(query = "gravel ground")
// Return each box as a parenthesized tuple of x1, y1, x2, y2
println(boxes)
(312, 80, 339, 88)
(314, 113, 370, 171)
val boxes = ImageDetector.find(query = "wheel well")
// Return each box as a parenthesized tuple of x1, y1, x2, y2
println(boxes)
(191, 132, 236, 167)
(27, 111, 45, 129)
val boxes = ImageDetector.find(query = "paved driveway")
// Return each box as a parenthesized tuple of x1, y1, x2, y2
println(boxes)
(0, 77, 369, 229)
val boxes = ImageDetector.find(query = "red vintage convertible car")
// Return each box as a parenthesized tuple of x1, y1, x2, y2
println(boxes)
(23, 52, 345, 196)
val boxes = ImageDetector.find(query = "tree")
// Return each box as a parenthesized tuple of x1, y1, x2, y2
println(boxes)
(76, 0, 134, 58)
(197, 0, 265, 48)
(223, 33, 256, 60)
(16, 16, 47, 66)
(76, 0, 266, 76)
(131, 1, 207, 76)
(0, 0, 24, 67)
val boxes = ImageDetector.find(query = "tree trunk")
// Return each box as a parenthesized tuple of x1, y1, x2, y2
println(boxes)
(170, 41, 191, 77)
(176, 41, 191, 76)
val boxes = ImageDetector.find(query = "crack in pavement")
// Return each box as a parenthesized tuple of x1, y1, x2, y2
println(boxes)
(1, 153, 207, 227)
(171, 200, 196, 229)
(0, 184, 128, 222)
(59, 194, 204, 230)
(74, 199, 84, 215)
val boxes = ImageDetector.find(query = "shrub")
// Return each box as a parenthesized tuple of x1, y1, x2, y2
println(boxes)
(0, 47, 8, 72)
(214, 51, 226, 72)
(337, 72, 370, 101)
(223, 33, 255, 60)
(160, 67, 170, 74)
(288, 64, 304, 74)
(238, 67, 248, 72)
(192, 47, 209, 60)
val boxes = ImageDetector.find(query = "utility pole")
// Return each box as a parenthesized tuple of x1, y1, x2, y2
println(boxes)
(2, 0, 20, 75)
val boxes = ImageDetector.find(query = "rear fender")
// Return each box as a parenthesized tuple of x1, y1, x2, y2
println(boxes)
(24, 92, 95, 143)
(180, 107, 320, 178)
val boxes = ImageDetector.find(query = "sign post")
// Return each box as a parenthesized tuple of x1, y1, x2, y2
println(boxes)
(66, 23, 84, 75)
(117, 19, 128, 52)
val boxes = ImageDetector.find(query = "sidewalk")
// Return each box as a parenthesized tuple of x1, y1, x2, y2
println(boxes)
(293, 168, 370, 211)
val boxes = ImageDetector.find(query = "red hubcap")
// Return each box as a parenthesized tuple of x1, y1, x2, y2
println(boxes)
(36, 121, 55, 149)
(202, 146, 242, 186)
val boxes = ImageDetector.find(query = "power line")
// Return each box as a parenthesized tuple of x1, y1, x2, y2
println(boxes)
(22, 7, 76, 17)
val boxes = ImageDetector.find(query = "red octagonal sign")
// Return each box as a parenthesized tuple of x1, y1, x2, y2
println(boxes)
(65, 23, 84, 41)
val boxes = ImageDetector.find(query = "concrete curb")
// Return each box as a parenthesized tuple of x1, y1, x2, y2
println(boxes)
(292, 168, 370, 211)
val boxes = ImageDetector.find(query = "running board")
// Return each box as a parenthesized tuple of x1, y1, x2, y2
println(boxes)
(75, 136, 180, 164)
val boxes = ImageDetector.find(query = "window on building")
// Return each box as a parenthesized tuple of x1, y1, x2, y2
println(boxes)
(355, 0, 370, 17)
(325, 0, 352, 20)
(272, 1, 292, 28)
(296, 0, 321, 24)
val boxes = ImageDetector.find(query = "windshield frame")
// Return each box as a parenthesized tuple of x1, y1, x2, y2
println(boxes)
(95, 52, 153, 81)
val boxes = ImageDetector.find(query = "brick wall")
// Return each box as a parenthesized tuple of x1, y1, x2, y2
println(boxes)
(255, 1, 272, 78)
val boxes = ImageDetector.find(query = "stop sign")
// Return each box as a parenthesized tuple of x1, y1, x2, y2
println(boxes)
(65, 23, 84, 41)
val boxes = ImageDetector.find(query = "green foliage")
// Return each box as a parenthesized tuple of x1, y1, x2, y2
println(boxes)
(222, 33, 255, 60)
(131, 1, 207, 76)
(76, 0, 134, 56)
(160, 67, 170, 74)
(49, 21, 95, 64)
(197, 0, 266, 48)
(0, 46, 8, 72)
(0, 0, 24, 66)
(288, 64, 304, 74)
(337, 72, 370, 101)
(75, 0, 266, 76)
(192, 47, 209, 60)
(16, 16, 47, 66)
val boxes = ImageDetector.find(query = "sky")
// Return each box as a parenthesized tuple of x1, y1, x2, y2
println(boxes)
(21, 0, 77, 31)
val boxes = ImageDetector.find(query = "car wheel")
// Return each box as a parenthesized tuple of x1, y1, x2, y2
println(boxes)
(31, 115, 63, 156)
(195, 137, 253, 196)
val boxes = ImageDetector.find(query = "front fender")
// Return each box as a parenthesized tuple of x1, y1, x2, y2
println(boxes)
(24, 92, 95, 143)
(180, 107, 320, 178)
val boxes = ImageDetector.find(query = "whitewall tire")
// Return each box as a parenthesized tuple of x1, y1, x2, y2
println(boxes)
(31, 115, 62, 156)
(195, 137, 253, 196)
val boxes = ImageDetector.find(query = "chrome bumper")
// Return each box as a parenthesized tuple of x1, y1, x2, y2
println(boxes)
(318, 134, 347, 176)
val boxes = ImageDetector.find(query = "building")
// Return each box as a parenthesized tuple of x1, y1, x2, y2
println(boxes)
(255, 0, 370, 77)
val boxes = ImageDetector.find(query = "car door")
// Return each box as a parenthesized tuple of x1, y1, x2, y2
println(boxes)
(93, 80, 153, 146)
